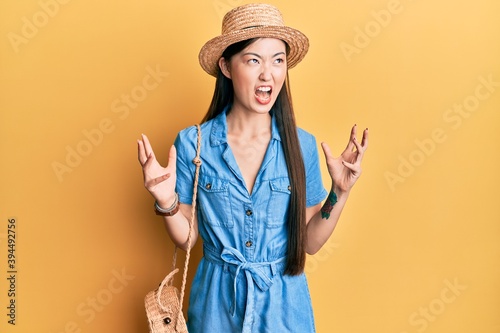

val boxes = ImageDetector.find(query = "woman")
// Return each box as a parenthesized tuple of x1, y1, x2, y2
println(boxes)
(138, 3, 368, 332)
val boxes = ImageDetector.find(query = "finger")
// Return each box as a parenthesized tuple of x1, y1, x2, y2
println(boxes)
(143, 150, 157, 169)
(321, 142, 338, 163)
(167, 145, 177, 169)
(361, 128, 369, 150)
(145, 173, 171, 188)
(137, 139, 147, 165)
(345, 124, 357, 152)
(141, 133, 155, 158)
(352, 137, 366, 164)
(342, 160, 362, 176)
(353, 135, 364, 154)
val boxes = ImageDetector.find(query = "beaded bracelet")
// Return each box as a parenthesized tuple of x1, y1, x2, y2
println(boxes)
(154, 193, 180, 216)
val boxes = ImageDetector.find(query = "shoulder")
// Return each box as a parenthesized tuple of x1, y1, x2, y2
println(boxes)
(175, 121, 213, 147)
(175, 126, 196, 151)
(174, 120, 218, 167)
(297, 127, 315, 140)
(296, 127, 318, 150)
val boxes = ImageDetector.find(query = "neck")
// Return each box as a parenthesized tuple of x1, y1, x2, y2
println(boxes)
(226, 107, 272, 137)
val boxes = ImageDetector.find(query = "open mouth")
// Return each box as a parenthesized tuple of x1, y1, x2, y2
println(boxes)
(255, 86, 272, 104)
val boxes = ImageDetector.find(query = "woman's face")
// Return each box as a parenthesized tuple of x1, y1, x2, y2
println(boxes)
(219, 38, 287, 115)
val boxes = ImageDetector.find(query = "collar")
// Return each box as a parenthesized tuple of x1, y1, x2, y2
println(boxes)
(210, 109, 281, 147)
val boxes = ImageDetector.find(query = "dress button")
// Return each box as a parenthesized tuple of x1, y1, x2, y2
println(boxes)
(245, 241, 253, 247)
(205, 183, 212, 190)
(246, 209, 253, 216)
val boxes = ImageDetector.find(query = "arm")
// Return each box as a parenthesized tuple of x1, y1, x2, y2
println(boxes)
(138, 134, 198, 251)
(160, 203, 198, 251)
(305, 125, 369, 254)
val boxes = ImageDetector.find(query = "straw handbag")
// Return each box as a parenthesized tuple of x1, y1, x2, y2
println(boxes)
(145, 125, 202, 333)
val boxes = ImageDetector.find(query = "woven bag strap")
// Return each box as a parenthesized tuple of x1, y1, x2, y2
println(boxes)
(156, 124, 202, 316)
(169, 248, 178, 285)
(177, 124, 202, 321)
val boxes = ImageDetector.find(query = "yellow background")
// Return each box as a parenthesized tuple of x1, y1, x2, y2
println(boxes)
(1, 0, 499, 332)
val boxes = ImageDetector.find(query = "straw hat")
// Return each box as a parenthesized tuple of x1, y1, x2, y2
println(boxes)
(199, 3, 309, 77)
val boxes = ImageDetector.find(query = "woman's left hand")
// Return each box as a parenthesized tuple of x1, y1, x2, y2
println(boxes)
(321, 125, 369, 195)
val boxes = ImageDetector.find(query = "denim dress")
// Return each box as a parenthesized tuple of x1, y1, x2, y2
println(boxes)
(174, 111, 328, 333)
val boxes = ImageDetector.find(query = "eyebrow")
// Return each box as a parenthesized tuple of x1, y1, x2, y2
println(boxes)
(242, 52, 286, 58)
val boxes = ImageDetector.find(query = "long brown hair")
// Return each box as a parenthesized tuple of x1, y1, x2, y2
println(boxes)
(202, 39, 307, 275)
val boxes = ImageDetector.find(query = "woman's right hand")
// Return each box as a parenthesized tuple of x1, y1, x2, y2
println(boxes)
(137, 134, 177, 208)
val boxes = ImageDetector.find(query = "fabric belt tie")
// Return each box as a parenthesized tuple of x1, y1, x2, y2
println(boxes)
(203, 245, 286, 333)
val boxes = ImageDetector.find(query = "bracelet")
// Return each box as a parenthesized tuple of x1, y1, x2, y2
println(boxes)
(154, 193, 180, 216)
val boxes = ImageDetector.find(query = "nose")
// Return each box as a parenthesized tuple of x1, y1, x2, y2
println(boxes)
(259, 63, 272, 81)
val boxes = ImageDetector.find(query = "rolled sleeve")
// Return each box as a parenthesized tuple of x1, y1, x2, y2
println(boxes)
(174, 126, 198, 205)
(299, 129, 328, 207)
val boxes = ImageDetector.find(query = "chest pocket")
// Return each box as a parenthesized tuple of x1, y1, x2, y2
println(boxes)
(198, 175, 234, 228)
(266, 178, 291, 228)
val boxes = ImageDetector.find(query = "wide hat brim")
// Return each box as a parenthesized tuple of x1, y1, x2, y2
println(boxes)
(199, 25, 309, 77)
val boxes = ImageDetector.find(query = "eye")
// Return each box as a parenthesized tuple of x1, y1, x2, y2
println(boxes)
(248, 58, 259, 64)
(274, 58, 285, 64)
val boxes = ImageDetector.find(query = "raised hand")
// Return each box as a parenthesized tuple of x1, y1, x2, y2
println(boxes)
(321, 125, 369, 195)
(137, 134, 177, 207)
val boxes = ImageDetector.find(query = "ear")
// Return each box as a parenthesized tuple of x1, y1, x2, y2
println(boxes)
(218, 57, 231, 79)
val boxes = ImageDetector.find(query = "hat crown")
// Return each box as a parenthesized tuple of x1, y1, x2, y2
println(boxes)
(221, 4, 285, 34)
(199, 3, 308, 76)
